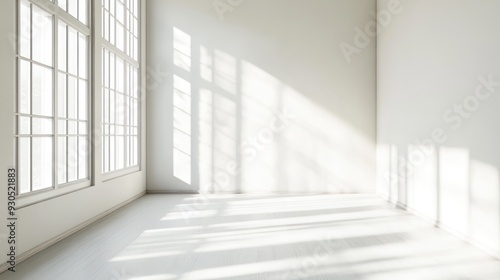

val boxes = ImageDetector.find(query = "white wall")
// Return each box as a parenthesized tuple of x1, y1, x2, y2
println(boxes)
(0, 0, 147, 271)
(377, 0, 500, 257)
(147, 0, 377, 194)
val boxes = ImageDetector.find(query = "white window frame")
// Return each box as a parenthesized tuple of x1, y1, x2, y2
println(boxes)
(101, 0, 141, 180)
(15, 0, 93, 207)
(15, 0, 144, 208)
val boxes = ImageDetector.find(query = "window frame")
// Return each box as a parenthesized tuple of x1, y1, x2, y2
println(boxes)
(15, 0, 143, 208)
(101, 0, 141, 179)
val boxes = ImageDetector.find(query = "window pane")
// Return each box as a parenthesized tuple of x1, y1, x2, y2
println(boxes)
(78, 136, 87, 179)
(67, 136, 78, 182)
(116, 57, 124, 92)
(68, 120, 77, 135)
(32, 64, 53, 117)
(32, 137, 53, 191)
(110, 17, 115, 45)
(58, 120, 67, 134)
(78, 34, 87, 78)
(18, 116, 30, 135)
(109, 135, 115, 170)
(33, 118, 53, 134)
(58, 22, 67, 72)
(79, 121, 87, 135)
(19, 138, 31, 194)
(116, 136, 124, 169)
(68, 27, 78, 76)
(58, 73, 67, 118)
(79, 80, 87, 120)
(79, 0, 88, 25)
(19, 0, 31, 58)
(58, 136, 67, 184)
(32, 5, 53, 66)
(116, 1, 124, 24)
(68, 76, 77, 119)
(103, 49, 109, 87)
(116, 22, 124, 51)
(19, 59, 31, 114)
(68, 0, 78, 19)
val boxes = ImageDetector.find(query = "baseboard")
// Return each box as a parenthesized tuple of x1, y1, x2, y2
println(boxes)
(146, 190, 198, 194)
(378, 193, 500, 260)
(0, 191, 146, 274)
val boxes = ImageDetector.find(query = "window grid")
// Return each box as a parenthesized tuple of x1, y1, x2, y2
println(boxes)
(16, 0, 91, 195)
(102, 0, 139, 61)
(57, 0, 88, 26)
(101, 0, 140, 174)
(102, 48, 139, 173)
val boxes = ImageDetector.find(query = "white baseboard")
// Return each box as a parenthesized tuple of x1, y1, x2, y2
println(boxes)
(0, 191, 146, 274)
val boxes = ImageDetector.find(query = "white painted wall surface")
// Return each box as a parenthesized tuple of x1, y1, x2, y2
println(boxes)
(147, 0, 377, 194)
(377, 0, 500, 258)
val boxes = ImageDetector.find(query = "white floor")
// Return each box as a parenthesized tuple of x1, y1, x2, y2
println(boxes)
(2, 194, 500, 280)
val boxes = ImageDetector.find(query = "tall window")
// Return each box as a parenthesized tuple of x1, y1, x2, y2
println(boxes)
(102, 0, 140, 174)
(16, 0, 90, 195)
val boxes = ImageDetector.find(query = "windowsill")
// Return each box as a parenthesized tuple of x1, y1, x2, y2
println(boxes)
(17, 179, 92, 209)
(102, 166, 141, 182)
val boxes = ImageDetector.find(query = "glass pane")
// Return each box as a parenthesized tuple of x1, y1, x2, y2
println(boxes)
(110, 52, 115, 89)
(116, 93, 125, 125)
(79, 121, 87, 135)
(132, 98, 138, 126)
(116, 136, 124, 169)
(19, 59, 31, 114)
(58, 73, 67, 118)
(133, 0, 138, 17)
(103, 10, 109, 41)
(110, 17, 115, 45)
(18, 116, 30, 135)
(78, 136, 87, 179)
(79, 0, 88, 25)
(109, 90, 115, 123)
(116, 57, 124, 92)
(33, 117, 53, 134)
(58, 22, 67, 72)
(32, 137, 53, 191)
(116, 1, 124, 24)
(116, 23, 124, 51)
(103, 49, 109, 87)
(67, 76, 77, 119)
(58, 120, 67, 134)
(32, 64, 53, 117)
(67, 136, 78, 182)
(68, 0, 78, 19)
(109, 135, 115, 171)
(103, 135, 109, 172)
(32, 5, 53, 66)
(19, 0, 31, 58)
(68, 27, 78, 76)
(79, 80, 87, 120)
(58, 136, 67, 184)
(133, 17, 139, 36)
(68, 120, 77, 135)
(78, 34, 87, 79)
(19, 137, 31, 194)
(110, 0, 115, 16)
(103, 88, 109, 123)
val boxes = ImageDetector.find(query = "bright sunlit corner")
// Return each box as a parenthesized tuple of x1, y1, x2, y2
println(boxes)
(0, 0, 500, 279)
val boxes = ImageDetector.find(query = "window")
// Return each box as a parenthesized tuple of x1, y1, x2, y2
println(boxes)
(16, 0, 90, 195)
(102, 0, 140, 174)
